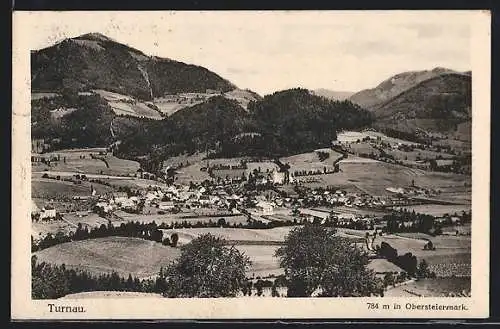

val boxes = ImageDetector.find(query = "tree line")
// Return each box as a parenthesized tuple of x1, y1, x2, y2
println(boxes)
(32, 255, 166, 299)
(32, 220, 180, 252)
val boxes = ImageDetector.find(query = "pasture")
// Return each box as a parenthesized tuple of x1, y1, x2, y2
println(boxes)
(337, 130, 418, 145)
(281, 149, 343, 173)
(235, 245, 283, 278)
(34, 237, 181, 279)
(31, 92, 60, 100)
(149, 93, 215, 116)
(384, 277, 471, 297)
(301, 161, 470, 197)
(374, 233, 470, 277)
(174, 163, 211, 184)
(393, 204, 471, 216)
(63, 212, 113, 229)
(39, 148, 141, 176)
(61, 291, 163, 299)
(160, 227, 298, 245)
(94, 89, 162, 120)
(32, 178, 114, 199)
(32, 220, 74, 238)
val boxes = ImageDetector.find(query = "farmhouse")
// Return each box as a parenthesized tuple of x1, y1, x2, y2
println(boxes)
(299, 209, 330, 223)
(158, 201, 176, 211)
(271, 171, 286, 185)
(256, 201, 274, 215)
(40, 205, 57, 220)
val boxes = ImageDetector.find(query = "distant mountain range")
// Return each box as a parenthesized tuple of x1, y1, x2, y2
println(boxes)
(311, 89, 355, 101)
(31, 32, 472, 161)
(348, 68, 471, 140)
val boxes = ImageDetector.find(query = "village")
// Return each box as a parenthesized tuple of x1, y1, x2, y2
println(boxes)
(30, 128, 472, 298)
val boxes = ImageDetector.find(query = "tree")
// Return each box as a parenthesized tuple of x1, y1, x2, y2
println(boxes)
(275, 224, 382, 297)
(217, 218, 227, 227)
(170, 233, 179, 247)
(163, 234, 251, 297)
(383, 272, 395, 287)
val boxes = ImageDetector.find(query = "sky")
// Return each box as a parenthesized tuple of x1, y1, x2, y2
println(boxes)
(18, 11, 476, 95)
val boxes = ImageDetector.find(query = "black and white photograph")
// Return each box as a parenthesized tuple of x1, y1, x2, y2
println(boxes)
(12, 10, 490, 319)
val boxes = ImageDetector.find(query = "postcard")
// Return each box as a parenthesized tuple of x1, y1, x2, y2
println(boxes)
(11, 10, 490, 320)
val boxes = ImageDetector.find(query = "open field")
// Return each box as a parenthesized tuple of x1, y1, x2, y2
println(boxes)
(34, 237, 181, 279)
(174, 163, 211, 184)
(393, 204, 471, 216)
(212, 169, 246, 179)
(147, 92, 218, 116)
(94, 89, 162, 120)
(61, 291, 164, 299)
(32, 178, 114, 199)
(301, 161, 470, 197)
(160, 227, 298, 245)
(40, 149, 141, 176)
(281, 149, 343, 173)
(32, 220, 74, 238)
(163, 152, 206, 169)
(337, 130, 418, 145)
(235, 244, 282, 278)
(385, 277, 471, 297)
(223, 89, 261, 110)
(63, 212, 113, 229)
(345, 142, 381, 157)
(375, 233, 470, 277)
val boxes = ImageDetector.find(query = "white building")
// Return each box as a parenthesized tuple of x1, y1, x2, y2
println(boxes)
(272, 171, 286, 185)
(40, 206, 56, 220)
(256, 201, 274, 215)
(158, 201, 176, 211)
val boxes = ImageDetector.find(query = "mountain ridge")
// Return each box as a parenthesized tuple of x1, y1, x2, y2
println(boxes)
(349, 67, 462, 110)
(31, 33, 236, 100)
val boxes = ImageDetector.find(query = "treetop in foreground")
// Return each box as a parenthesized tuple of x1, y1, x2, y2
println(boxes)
(162, 233, 251, 298)
(275, 224, 383, 297)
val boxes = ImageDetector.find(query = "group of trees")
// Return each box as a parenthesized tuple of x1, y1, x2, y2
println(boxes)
(154, 225, 385, 298)
(292, 165, 339, 177)
(377, 241, 436, 279)
(275, 224, 384, 297)
(32, 256, 164, 299)
(156, 217, 299, 231)
(383, 210, 439, 235)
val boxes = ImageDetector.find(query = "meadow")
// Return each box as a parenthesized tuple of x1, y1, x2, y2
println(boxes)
(281, 148, 343, 173)
(32, 178, 114, 199)
(34, 236, 181, 279)
(384, 277, 471, 297)
(301, 160, 470, 197)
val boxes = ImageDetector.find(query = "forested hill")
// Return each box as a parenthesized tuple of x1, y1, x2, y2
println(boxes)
(244, 88, 374, 156)
(31, 33, 235, 100)
(115, 88, 374, 162)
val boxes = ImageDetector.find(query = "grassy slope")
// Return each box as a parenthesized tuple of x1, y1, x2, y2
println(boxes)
(34, 237, 181, 278)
